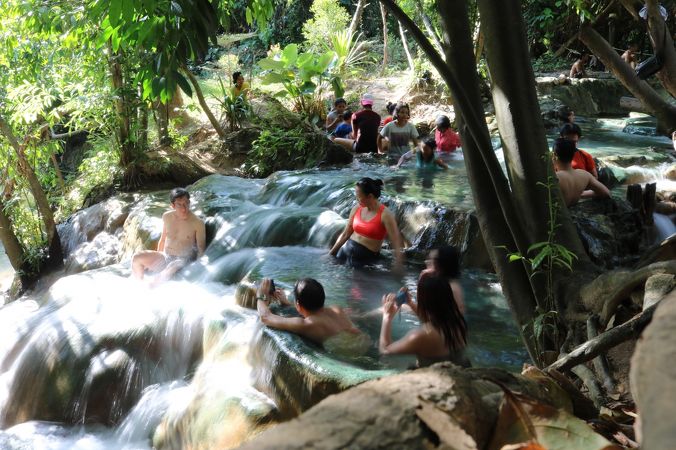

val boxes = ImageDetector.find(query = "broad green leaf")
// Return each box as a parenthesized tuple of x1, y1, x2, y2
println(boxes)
(530, 247, 551, 270)
(175, 71, 192, 97)
(258, 58, 286, 71)
(282, 44, 298, 65)
(108, 0, 123, 27)
(261, 72, 288, 84)
(527, 242, 548, 253)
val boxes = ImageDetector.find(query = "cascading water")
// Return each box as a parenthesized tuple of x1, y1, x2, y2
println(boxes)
(0, 115, 673, 449)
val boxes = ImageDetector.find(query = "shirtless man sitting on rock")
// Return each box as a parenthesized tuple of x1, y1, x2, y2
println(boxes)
(553, 138, 610, 207)
(131, 187, 206, 282)
(256, 278, 361, 345)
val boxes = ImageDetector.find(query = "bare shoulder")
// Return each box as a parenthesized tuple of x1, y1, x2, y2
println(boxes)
(163, 210, 176, 221)
(189, 211, 204, 225)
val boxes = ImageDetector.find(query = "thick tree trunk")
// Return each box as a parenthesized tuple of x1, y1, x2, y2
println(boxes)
(348, 0, 365, 38)
(380, 4, 388, 74)
(476, 0, 590, 264)
(398, 22, 415, 72)
(646, 0, 676, 98)
(181, 66, 227, 139)
(579, 25, 676, 132)
(0, 197, 25, 273)
(0, 116, 63, 268)
(618, 0, 641, 20)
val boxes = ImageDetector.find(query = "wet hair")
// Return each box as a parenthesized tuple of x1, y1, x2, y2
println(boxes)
(232, 71, 242, 85)
(356, 177, 384, 199)
(416, 272, 467, 351)
(433, 245, 461, 279)
(435, 115, 451, 129)
(553, 138, 577, 164)
(393, 102, 410, 120)
(294, 278, 325, 312)
(170, 187, 190, 203)
(342, 110, 353, 121)
(385, 101, 396, 115)
(422, 136, 437, 150)
(559, 122, 582, 139)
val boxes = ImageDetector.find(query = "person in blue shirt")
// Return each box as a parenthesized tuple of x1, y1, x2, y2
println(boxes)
(333, 110, 353, 139)
(394, 136, 448, 170)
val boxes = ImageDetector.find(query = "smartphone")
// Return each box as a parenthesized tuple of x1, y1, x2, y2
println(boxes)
(395, 290, 407, 307)
(269, 279, 276, 295)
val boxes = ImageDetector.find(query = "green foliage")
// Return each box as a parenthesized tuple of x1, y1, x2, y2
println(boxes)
(325, 30, 371, 77)
(242, 125, 325, 177)
(56, 137, 120, 221)
(258, 43, 341, 121)
(214, 77, 251, 131)
(302, 0, 350, 53)
(531, 53, 569, 73)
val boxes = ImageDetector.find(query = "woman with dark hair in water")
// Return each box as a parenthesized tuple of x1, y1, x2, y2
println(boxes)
(379, 272, 469, 368)
(329, 177, 403, 269)
(421, 245, 465, 314)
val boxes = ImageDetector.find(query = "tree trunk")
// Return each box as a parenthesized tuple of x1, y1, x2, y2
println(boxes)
(107, 44, 137, 185)
(138, 97, 149, 151)
(474, 25, 484, 64)
(0, 115, 63, 269)
(579, 25, 676, 132)
(0, 197, 26, 273)
(155, 100, 171, 146)
(181, 66, 228, 139)
(618, 0, 641, 20)
(50, 153, 66, 195)
(414, 0, 444, 56)
(348, 0, 366, 38)
(380, 3, 388, 74)
(398, 21, 415, 72)
(477, 0, 590, 263)
(646, 0, 676, 98)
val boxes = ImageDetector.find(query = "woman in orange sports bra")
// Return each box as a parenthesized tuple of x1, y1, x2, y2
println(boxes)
(329, 177, 404, 269)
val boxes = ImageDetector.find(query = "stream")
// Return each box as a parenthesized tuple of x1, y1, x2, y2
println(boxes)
(0, 116, 673, 449)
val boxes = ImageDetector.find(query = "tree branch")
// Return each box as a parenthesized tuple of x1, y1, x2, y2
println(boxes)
(548, 303, 658, 372)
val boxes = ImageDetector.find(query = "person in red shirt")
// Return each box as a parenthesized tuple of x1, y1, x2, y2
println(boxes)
(331, 94, 381, 154)
(559, 123, 598, 178)
(434, 115, 461, 152)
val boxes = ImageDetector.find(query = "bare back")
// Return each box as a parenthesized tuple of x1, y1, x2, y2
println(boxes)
(161, 210, 205, 258)
(556, 169, 596, 206)
(301, 307, 359, 343)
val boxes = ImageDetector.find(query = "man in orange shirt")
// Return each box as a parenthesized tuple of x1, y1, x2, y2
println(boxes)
(559, 123, 598, 178)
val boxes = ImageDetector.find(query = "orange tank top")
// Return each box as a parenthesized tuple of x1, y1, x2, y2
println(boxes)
(352, 204, 387, 240)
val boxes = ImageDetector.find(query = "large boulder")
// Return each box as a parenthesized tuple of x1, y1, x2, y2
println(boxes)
(630, 289, 676, 449)
(536, 77, 630, 116)
(569, 197, 646, 269)
(235, 364, 613, 450)
(64, 232, 121, 275)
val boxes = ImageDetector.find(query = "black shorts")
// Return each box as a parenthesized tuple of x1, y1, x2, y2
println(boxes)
(335, 239, 380, 267)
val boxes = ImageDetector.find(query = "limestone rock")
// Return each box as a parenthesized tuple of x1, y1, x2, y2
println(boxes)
(64, 232, 121, 275)
(665, 164, 676, 181)
(643, 273, 675, 310)
(630, 289, 676, 449)
(235, 365, 596, 450)
(535, 77, 630, 116)
(58, 194, 136, 258)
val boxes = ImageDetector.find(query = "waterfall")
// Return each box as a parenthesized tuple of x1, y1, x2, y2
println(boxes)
(653, 213, 676, 242)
